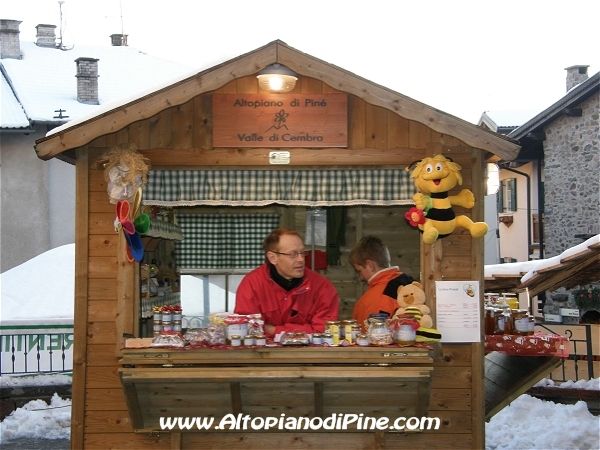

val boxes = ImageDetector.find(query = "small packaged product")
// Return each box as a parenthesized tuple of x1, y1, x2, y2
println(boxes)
(280, 331, 310, 346)
(150, 331, 186, 348)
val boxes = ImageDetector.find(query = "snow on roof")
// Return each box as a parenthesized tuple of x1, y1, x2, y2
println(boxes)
(479, 110, 541, 130)
(46, 63, 198, 136)
(520, 234, 599, 283)
(1, 41, 193, 129)
(1, 70, 30, 128)
(485, 234, 600, 293)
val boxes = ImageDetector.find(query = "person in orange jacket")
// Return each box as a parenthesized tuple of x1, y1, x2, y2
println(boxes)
(349, 236, 414, 332)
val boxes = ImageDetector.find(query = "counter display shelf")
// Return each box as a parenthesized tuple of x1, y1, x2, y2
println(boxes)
(119, 346, 433, 434)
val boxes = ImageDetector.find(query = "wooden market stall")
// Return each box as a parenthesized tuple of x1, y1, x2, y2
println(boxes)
(35, 41, 521, 449)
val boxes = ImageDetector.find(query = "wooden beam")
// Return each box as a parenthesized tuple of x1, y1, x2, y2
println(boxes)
(71, 148, 90, 450)
(136, 146, 427, 167)
(563, 108, 582, 117)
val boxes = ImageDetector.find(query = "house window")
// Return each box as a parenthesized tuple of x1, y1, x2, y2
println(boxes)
(498, 178, 517, 213)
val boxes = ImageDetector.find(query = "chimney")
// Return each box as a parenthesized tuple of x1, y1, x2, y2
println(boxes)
(75, 57, 99, 105)
(565, 65, 589, 92)
(110, 34, 128, 46)
(36, 24, 57, 47)
(0, 19, 22, 59)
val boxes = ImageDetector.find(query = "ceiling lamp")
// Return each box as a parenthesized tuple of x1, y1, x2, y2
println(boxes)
(257, 64, 298, 93)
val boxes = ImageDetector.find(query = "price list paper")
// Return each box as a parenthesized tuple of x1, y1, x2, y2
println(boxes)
(435, 281, 481, 343)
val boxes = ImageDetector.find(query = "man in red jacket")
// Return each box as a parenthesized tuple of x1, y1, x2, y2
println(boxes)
(234, 228, 339, 337)
(349, 236, 414, 332)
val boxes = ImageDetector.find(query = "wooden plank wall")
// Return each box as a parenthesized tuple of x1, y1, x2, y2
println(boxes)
(76, 75, 484, 448)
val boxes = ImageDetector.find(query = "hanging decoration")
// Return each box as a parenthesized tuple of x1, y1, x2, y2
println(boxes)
(101, 144, 150, 263)
(114, 188, 150, 263)
(101, 144, 150, 204)
(405, 154, 489, 245)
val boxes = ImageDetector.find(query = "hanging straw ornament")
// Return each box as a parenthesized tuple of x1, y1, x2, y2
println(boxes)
(101, 144, 150, 204)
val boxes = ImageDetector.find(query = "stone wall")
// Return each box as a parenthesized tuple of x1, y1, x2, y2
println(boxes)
(542, 91, 600, 323)
(543, 92, 599, 257)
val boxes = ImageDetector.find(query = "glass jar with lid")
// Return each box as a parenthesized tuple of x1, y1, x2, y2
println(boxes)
(366, 317, 393, 346)
(512, 310, 530, 335)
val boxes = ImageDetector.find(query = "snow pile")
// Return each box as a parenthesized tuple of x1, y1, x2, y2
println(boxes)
(0, 244, 75, 325)
(534, 377, 600, 390)
(0, 373, 72, 387)
(485, 394, 600, 450)
(0, 393, 71, 441)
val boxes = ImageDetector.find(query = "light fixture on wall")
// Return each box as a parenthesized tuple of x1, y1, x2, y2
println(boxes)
(486, 163, 500, 196)
(257, 64, 298, 93)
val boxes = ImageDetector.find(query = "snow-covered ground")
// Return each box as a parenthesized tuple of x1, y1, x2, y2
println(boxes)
(1, 374, 72, 442)
(486, 377, 600, 450)
(1, 374, 598, 448)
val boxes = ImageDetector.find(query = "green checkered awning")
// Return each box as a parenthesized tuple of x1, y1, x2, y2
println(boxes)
(145, 170, 414, 207)
(175, 214, 280, 269)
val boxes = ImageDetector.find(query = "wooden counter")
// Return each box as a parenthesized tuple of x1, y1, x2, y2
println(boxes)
(119, 346, 433, 441)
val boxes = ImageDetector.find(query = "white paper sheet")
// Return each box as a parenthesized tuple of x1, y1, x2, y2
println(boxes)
(435, 281, 481, 343)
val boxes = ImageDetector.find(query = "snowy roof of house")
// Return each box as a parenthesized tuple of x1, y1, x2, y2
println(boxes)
(484, 234, 600, 296)
(0, 69, 29, 128)
(478, 110, 541, 132)
(0, 40, 193, 129)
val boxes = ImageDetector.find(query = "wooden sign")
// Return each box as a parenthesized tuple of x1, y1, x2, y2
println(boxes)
(212, 94, 347, 148)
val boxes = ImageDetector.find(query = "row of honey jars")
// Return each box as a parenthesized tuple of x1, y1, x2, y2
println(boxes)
(325, 319, 363, 345)
(485, 307, 535, 335)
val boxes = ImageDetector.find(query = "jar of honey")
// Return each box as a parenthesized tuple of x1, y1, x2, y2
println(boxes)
(512, 310, 530, 335)
(325, 321, 340, 345)
(341, 319, 357, 340)
(486, 308, 504, 335)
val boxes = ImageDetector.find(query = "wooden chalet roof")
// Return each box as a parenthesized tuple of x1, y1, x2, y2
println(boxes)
(34, 40, 520, 161)
(485, 236, 600, 297)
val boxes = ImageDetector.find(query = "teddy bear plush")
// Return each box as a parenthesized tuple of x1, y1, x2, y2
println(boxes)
(394, 281, 442, 343)
(394, 281, 433, 328)
(404, 154, 489, 245)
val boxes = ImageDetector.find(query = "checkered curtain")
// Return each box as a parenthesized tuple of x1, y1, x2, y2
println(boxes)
(175, 214, 280, 269)
(144, 170, 414, 207)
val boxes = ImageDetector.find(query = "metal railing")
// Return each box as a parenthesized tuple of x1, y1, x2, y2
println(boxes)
(537, 323, 595, 382)
(0, 333, 73, 375)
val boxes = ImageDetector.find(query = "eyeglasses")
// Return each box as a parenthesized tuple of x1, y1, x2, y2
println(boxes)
(270, 249, 307, 259)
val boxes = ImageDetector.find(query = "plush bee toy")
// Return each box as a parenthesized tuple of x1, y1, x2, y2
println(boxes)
(405, 154, 488, 245)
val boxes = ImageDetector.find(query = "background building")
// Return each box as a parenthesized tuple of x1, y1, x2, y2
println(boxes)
(0, 19, 191, 271)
